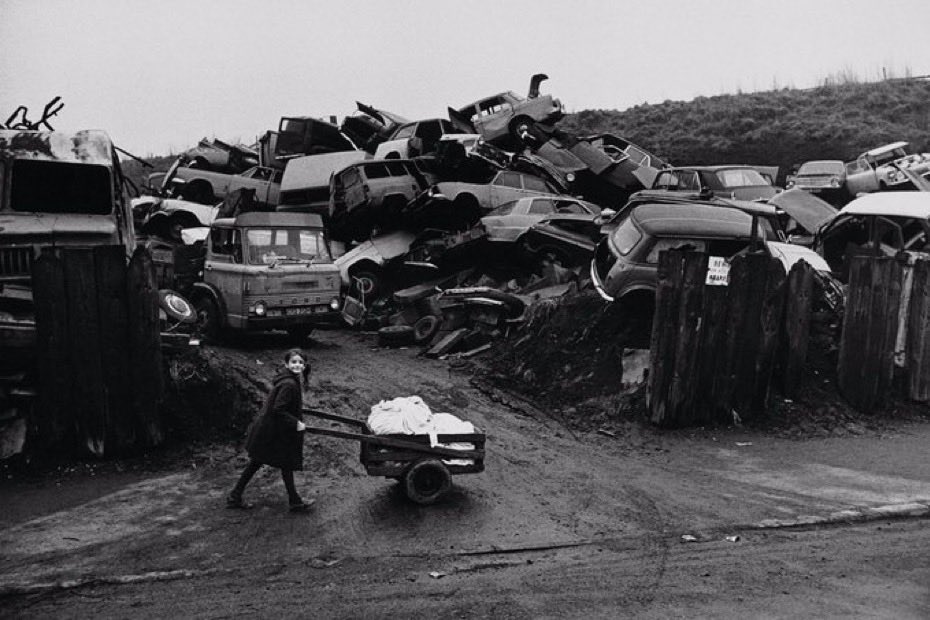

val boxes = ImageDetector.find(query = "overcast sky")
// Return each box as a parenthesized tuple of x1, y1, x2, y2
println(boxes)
(2, 0, 928, 157)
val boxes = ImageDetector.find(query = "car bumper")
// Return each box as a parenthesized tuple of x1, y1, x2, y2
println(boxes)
(590, 260, 614, 302)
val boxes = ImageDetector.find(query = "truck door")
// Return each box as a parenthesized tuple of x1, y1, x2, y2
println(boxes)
(206, 227, 246, 327)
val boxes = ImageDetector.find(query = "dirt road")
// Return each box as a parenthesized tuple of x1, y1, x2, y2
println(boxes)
(2, 329, 929, 618)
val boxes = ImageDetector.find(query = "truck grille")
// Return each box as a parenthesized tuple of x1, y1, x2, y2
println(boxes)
(0, 247, 34, 279)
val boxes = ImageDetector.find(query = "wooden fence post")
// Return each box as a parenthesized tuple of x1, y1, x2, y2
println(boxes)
(905, 258, 930, 401)
(127, 247, 164, 446)
(837, 256, 902, 411)
(780, 261, 815, 398)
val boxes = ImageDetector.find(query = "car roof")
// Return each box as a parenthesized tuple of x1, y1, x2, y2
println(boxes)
(628, 191, 778, 216)
(0, 129, 115, 166)
(865, 141, 909, 156)
(798, 159, 844, 167)
(840, 192, 930, 218)
(631, 203, 754, 237)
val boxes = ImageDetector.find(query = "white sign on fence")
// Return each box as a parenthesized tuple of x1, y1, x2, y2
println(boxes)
(706, 256, 731, 286)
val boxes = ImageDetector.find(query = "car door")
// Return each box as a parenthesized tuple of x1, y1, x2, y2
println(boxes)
(488, 171, 527, 205)
(205, 227, 246, 326)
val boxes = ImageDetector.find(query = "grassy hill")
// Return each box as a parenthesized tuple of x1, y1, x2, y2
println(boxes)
(560, 78, 930, 183)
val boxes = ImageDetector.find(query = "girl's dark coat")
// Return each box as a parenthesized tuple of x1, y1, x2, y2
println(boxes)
(245, 370, 304, 470)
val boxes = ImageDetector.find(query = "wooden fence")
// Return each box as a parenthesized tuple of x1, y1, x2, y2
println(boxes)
(838, 255, 930, 409)
(648, 250, 788, 427)
(31, 246, 163, 457)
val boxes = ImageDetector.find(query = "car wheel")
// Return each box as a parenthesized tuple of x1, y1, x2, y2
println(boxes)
(193, 296, 222, 342)
(452, 195, 481, 230)
(183, 181, 215, 205)
(378, 325, 415, 348)
(350, 268, 383, 301)
(403, 459, 452, 505)
(509, 115, 535, 140)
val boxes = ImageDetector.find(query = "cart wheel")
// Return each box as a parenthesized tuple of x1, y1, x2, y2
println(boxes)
(403, 459, 452, 505)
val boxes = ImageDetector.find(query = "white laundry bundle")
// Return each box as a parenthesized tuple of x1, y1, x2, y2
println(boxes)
(367, 396, 479, 465)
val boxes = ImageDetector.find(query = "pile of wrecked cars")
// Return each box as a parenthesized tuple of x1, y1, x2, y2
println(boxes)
(135, 72, 926, 357)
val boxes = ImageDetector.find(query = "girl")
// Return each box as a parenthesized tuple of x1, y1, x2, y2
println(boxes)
(227, 348, 313, 512)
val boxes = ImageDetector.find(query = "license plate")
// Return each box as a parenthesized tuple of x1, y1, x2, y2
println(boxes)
(285, 307, 316, 316)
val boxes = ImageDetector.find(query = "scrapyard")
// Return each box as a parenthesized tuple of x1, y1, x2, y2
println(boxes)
(3, 70, 930, 618)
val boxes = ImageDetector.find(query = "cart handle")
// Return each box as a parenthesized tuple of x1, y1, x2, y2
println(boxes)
(301, 425, 485, 460)
(302, 408, 369, 430)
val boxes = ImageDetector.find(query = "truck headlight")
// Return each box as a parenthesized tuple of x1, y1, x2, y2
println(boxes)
(831, 177, 840, 187)
(888, 170, 900, 182)
(329, 297, 341, 311)
(253, 301, 267, 316)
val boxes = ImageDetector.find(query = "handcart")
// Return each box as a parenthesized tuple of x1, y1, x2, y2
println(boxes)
(302, 408, 486, 505)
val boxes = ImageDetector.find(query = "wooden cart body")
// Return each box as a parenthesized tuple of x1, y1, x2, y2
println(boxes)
(303, 408, 486, 503)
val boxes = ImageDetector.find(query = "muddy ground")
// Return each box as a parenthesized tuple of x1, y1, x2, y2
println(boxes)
(2, 294, 930, 618)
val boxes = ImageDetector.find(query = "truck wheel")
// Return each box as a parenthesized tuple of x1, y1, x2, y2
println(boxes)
(350, 268, 383, 300)
(403, 459, 452, 505)
(378, 325, 415, 348)
(194, 296, 221, 342)
(287, 326, 314, 342)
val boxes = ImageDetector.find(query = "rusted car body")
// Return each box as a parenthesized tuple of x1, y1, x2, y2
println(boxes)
(480, 195, 600, 243)
(786, 160, 849, 205)
(374, 118, 463, 160)
(161, 159, 282, 206)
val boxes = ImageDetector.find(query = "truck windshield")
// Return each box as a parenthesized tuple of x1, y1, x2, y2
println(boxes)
(10, 160, 112, 215)
(245, 227, 332, 265)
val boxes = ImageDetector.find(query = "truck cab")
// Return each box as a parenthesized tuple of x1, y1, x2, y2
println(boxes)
(189, 211, 343, 340)
(0, 129, 134, 344)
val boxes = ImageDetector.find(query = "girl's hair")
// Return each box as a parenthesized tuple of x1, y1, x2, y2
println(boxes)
(284, 348, 311, 383)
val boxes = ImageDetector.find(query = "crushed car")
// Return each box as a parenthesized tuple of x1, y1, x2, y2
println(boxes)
(645, 165, 780, 201)
(786, 159, 850, 206)
(373, 118, 466, 160)
(161, 157, 282, 206)
(844, 141, 930, 195)
(449, 73, 564, 148)
(480, 195, 601, 244)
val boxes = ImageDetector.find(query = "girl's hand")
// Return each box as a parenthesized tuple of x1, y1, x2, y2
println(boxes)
(296, 421, 306, 432)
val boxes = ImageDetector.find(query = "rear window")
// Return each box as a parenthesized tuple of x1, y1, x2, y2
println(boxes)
(527, 199, 555, 214)
(10, 160, 112, 215)
(611, 217, 643, 256)
(798, 161, 843, 175)
(488, 201, 518, 216)
(362, 163, 391, 179)
(522, 175, 551, 192)
(716, 168, 768, 188)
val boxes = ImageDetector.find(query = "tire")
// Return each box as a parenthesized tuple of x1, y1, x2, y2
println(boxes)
(412, 314, 441, 344)
(378, 325, 415, 348)
(403, 459, 452, 505)
(452, 194, 481, 230)
(509, 115, 535, 140)
(193, 296, 222, 342)
(287, 326, 314, 342)
(183, 181, 214, 205)
(349, 268, 383, 301)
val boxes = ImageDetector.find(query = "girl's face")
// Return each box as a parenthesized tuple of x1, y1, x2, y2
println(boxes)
(286, 355, 306, 376)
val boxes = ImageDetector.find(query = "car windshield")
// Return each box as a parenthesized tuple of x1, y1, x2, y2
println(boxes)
(245, 227, 331, 265)
(798, 161, 843, 175)
(10, 160, 113, 215)
(715, 168, 769, 188)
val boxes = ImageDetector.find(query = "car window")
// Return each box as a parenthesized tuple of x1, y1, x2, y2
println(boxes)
(363, 163, 392, 179)
(528, 199, 555, 214)
(798, 162, 843, 175)
(645, 238, 707, 263)
(494, 172, 523, 188)
(340, 167, 362, 188)
(716, 168, 768, 188)
(392, 123, 416, 140)
(488, 200, 518, 216)
(522, 175, 550, 192)
(626, 146, 649, 167)
(611, 217, 643, 256)
(477, 96, 513, 117)
(416, 121, 443, 141)
(554, 200, 586, 214)
(439, 120, 457, 134)
(385, 161, 409, 176)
